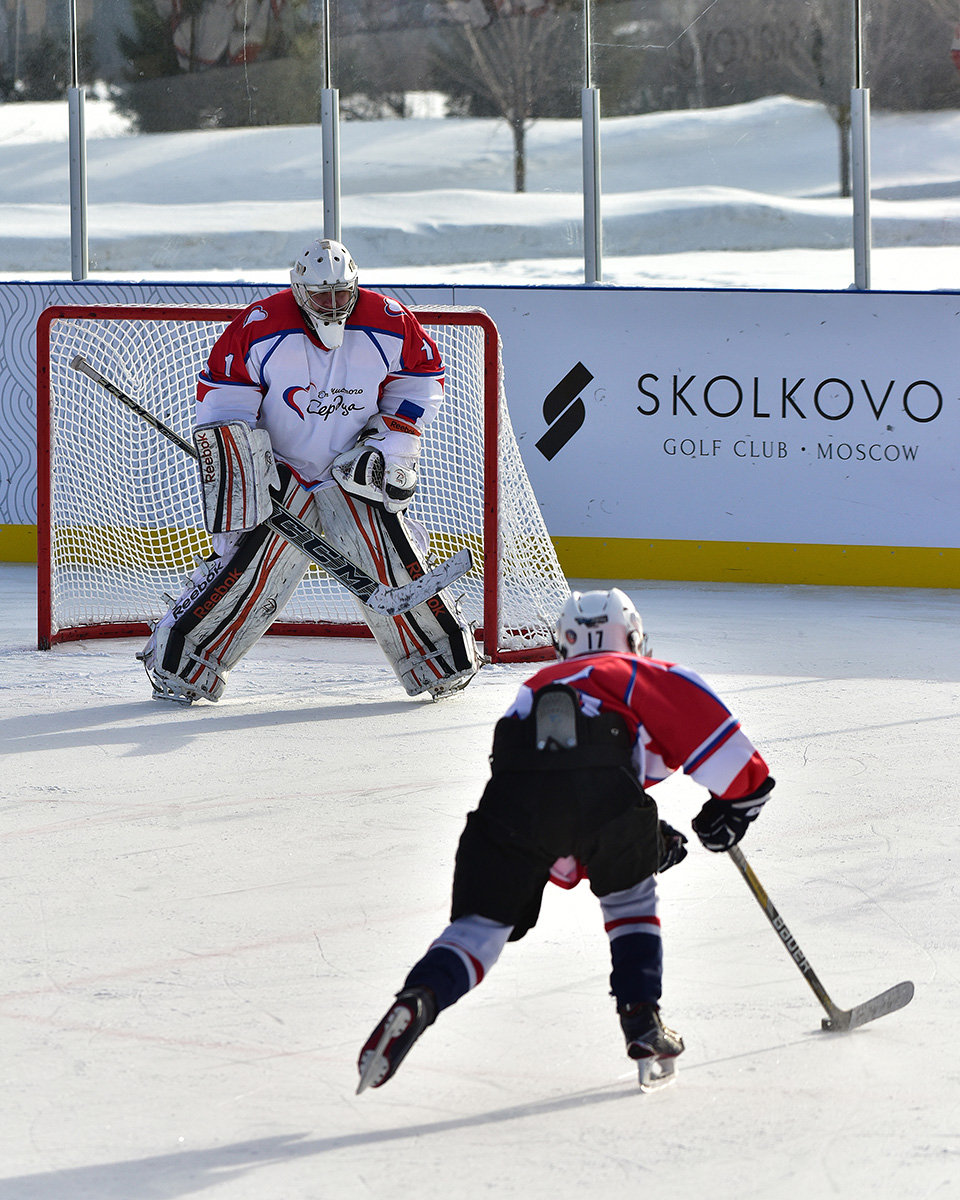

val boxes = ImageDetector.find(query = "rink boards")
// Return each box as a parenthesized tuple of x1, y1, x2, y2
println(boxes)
(3, 279, 958, 586)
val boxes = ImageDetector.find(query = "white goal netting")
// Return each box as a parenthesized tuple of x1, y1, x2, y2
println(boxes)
(38, 304, 569, 661)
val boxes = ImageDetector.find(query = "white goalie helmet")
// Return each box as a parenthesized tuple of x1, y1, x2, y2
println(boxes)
(290, 238, 359, 349)
(555, 588, 650, 659)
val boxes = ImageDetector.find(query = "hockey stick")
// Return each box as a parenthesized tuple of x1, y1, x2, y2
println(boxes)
(70, 355, 473, 617)
(727, 844, 914, 1031)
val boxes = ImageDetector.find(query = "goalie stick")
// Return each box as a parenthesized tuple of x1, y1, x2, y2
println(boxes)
(70, 354, 473, 617)
(727, 844, 914, 1031)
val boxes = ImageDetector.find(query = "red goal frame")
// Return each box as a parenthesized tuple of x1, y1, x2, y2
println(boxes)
(37, 303, 560, 663)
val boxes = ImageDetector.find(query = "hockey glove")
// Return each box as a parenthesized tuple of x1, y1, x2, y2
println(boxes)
(332, 415, 421, 513)
(193, 421, 280, 533)
(691, 778, 775, 853)
(658, 822, 688, 872)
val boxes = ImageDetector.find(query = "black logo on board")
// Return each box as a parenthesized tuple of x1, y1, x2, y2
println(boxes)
(536, 363, 594, 460)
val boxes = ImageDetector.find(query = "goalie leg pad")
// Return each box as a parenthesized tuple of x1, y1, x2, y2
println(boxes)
(139, 468, 319, 702)
(314, 486, 482, 698)
(193, 420, 280, 533)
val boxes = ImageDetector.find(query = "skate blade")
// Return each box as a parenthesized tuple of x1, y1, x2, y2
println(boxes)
(149, 682, 198, 705)
(428, 670, 478, 701)
(356, 1007, 410, 1095)
(637, 1056, 679, 1093)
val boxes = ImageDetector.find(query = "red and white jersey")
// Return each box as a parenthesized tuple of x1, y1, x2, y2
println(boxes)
(196, 287, 444, 490)
(507, 652, 770, 801)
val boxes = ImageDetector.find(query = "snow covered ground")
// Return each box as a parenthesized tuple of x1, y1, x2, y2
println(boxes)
(1, 562, 957, 1199)
(3, 95, 960, 289)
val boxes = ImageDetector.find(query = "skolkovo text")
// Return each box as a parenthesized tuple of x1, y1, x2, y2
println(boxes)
(636, 374, 944, 423)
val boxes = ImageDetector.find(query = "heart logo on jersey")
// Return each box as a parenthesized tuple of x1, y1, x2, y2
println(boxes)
(242, 306, 269, 328)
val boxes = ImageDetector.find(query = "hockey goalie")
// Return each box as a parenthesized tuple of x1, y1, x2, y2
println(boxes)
(139, 238, 481, 704)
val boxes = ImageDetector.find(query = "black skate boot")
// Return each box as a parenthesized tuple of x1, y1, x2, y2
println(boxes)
(618, 1001, 684, 1091)
(357, 987, 437, 1094)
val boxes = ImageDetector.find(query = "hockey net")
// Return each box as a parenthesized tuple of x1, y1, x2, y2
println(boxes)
(36, 304, 569, 662)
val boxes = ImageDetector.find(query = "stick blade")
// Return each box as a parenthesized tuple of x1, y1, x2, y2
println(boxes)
(365, 547, 474, 615)
(822, 980, 915, 1032)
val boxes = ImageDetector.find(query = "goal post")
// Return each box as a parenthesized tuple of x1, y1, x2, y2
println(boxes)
(36, 303, 570, 663)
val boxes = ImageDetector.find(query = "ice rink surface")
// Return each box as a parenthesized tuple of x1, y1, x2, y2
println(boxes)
(1, 563, 957, 1199)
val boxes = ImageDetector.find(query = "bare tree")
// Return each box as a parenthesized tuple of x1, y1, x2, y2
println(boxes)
(778, 0, 959, 194)
(673, 0, 710, 110)
(763, 0, 855, 196)
(429, 0, 579, 193)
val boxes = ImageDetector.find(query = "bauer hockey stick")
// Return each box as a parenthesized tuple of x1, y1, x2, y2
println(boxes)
(727, 844, 914, 1031)
(71, 355, 473, 617)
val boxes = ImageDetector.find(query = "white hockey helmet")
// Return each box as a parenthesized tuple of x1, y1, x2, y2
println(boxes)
(555, 588, 650, 659)
(290, 238, 359, 349)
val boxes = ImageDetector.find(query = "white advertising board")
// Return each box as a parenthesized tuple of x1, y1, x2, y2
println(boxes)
(2, 280, 958, 585)
(453, 287, 958, 548)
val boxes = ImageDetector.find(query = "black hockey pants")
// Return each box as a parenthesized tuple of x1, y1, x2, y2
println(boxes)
(450, 761, 660, 941)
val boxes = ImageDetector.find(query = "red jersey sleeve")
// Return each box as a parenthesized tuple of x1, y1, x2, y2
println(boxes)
(196, 302, 270, 425)
(636, 662, 770, 799)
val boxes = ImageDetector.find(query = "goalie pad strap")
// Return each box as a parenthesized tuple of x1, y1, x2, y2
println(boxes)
(194, 420, 279, 533)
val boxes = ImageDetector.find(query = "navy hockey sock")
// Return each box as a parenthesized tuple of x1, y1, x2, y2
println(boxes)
(609, 932, 663, 1007)
(404, 947, 471, 1013)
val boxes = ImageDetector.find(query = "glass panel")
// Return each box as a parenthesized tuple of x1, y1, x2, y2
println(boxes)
(1, 0, 79, 277)
(333, 1, 587, 287)
(595, 0, 857, 290)
(97, 0, 324, 277)
(1, 1, 954, 291)
(864, 0, 960, 291)
(1, 1, 326, 279)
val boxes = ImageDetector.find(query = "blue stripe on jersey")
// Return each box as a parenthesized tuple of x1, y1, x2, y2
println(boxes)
(359, 328, 391, 369)
(668, 663, 733, 714)
(396, 399, 425, 421)
(623, 659, 640, 705)
(256, 333, 292, 385)
(351, 322, 404, 343)
(684, 717, 740, 773)
(198, 371, 261, 391)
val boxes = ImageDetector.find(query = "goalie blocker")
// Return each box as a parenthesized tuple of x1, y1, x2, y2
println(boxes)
(193, 420, 280, 533)
(139, 464, 481, 703)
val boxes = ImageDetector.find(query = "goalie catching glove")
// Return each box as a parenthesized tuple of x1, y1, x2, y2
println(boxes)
(193, 420, 280, 534)
(332, 414, 421, 513)
(691, 777, 775, 852)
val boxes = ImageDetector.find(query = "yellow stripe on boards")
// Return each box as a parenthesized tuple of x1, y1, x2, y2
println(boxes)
(552, 538, 960, 589)
(0, 525, 38, 563)
(4, 525, 958, 588)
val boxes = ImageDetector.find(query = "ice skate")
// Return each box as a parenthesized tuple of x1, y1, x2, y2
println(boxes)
(357, 987, 437, 1094)
(618, 1002, 684, 1091)
(137, 633, 227, 705)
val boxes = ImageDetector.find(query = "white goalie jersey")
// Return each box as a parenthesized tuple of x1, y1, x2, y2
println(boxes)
(195, 287, 445, 493)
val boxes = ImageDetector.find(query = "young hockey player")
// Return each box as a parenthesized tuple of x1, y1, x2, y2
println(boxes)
(139, 237, 480, 704)
(357, 588, 774, 1091)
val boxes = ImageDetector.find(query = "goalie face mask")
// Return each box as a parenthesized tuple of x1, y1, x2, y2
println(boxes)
(290, 238, 359, 349)
(555, 588, 650, 659)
